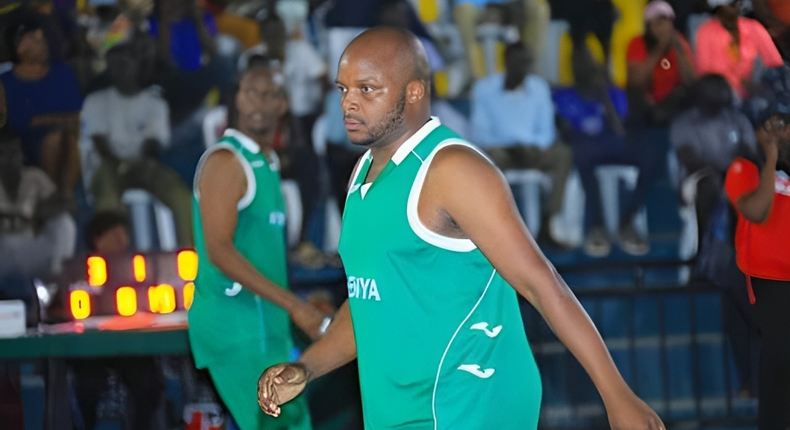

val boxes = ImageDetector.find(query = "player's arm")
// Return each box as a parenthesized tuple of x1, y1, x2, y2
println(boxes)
(258, 300, 357, 417)
(258, 157, 365, 417)
(426, 146, 663, 430)
(198, 149, 325, 339)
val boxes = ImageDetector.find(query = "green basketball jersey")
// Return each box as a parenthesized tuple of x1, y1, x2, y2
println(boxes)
(188, 129, 292, 368)
(338, 119, 542, 430)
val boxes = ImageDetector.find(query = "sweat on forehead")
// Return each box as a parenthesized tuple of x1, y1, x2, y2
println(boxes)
(341, 27, 431, 86)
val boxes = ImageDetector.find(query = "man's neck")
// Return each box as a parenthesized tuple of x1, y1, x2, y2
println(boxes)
(369, 115, 431, 167)
(240, 128, 276, 154)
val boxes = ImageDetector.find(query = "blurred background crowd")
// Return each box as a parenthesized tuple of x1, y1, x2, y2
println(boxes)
(0, 0, 789, 428)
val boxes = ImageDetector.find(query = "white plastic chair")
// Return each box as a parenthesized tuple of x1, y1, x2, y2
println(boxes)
(281, 180, 303, 248)
(503, 169, 552, 236)
(595, 165, 649, 236)
(121, 189, 178, 252)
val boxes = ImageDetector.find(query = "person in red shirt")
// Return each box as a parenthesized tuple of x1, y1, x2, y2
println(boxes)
(696, 0, 783, 99)
(725, 113, 790, 430)
(626, 0, 696, 121)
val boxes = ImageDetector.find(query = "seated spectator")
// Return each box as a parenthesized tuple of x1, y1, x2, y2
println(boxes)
(82, 39, 193, 247)
(69, 211, 166, 430)
(670, 73, 758, 239)
(696, 0, 783, 99)
(553, 49, 662, 257)
(626, 1, 695, 128)
(1, 18, 82, 197)
(200, 0, 260, 50)
(472, 41, 573, 246)
(0, 128, 75, 280)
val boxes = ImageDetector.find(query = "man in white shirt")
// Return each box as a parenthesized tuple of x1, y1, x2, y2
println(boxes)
(471, 42, 573, 246)
(82, 40, 192, 246)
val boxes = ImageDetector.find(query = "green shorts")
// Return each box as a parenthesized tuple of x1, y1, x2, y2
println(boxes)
(205, 351, 312, 430)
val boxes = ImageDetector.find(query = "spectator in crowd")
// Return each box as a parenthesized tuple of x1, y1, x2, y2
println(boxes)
(1, 18, 82, 197)
(149, 0, 216, 72)
(724, 113, 790, 430)
(550, 0, 616, 66)
(696, 0, 783, 99)
(748, 29, 790, 117)
(670, 74, 757, 239)
(454, 0, 550, 78)
(553, 48, 661, 257)
(200, 0, 260, 50)
(82, 38, 193, 247)
(190, 66, 322, 430)
(626, 1, 695, 129)
(82, 42, 192, 246)
(70, 210, 167, 430)
(472, 41, 572, 246)
(0, 128, 75, 280)
(240, 14, 326, 148)
(149, 0, 224, 121)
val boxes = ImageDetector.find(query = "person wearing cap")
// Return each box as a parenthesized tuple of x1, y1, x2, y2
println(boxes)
(626, 1, 695, 127)
(696, 0, 783, 99)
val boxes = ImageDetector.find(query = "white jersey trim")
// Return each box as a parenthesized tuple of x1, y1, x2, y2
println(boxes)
(194, 143, 257, 211)
(431, 269, 497, 430)
(407, 139, 486, 252)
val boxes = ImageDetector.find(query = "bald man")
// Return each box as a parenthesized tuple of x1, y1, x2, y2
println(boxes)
(259, 28, 663, 430)
(190, 66, 327, 430)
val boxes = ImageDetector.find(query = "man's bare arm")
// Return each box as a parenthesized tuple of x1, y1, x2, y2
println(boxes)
(298, 300, 357, 380)
(198, 149, 324, 339)
(424, 146, 662, 429)
(258, 300, 356, 417)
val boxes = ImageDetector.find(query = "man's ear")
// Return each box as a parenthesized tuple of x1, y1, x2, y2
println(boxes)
(405, 80, 426, 105)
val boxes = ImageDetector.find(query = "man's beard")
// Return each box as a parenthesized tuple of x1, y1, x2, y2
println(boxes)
(349, 94, 406, 148)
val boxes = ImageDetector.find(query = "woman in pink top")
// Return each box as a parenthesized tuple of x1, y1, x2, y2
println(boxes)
(696, 0, 783, 98)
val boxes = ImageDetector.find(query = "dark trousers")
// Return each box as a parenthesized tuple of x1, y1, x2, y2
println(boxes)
(568, 131, 663, 230)
(70, 357, 165, 430)
(718, 267, 760, 396)
(279, 142, 320, 243)
(752, 278, 790, 430)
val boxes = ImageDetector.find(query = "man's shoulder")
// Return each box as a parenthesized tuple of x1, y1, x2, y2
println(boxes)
(525, 74, 550, 91)
(472, 73, 503, 93)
